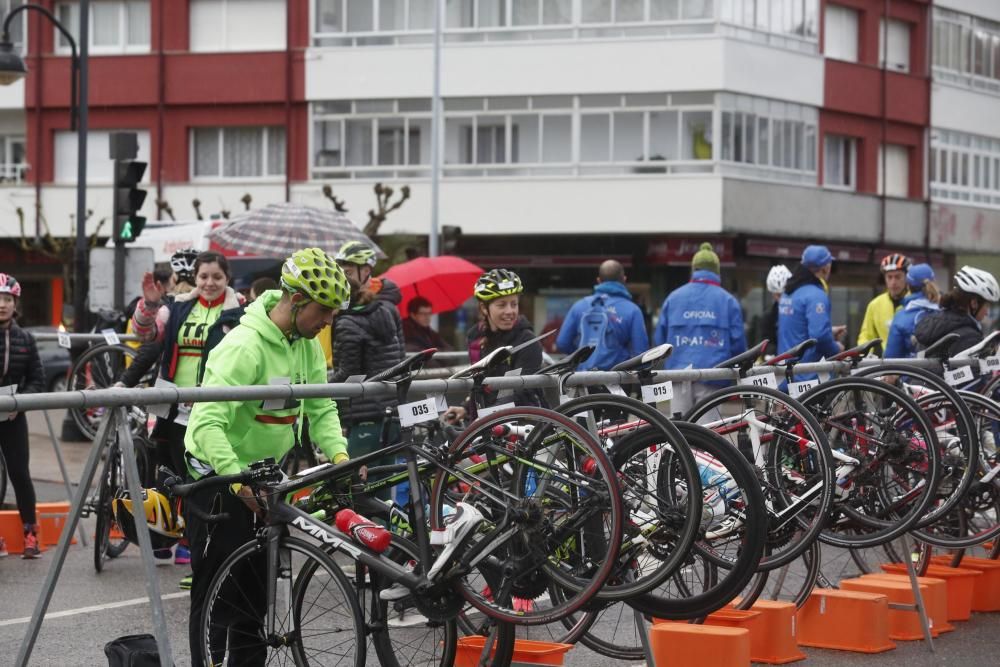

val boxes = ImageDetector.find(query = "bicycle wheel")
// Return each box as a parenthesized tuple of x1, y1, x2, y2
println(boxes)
(686, 385, 834, 570)
(428, 406, 624, 626)
(625, 422, 767, 621)
(68, 344, 144, 440)
(199, 535, 364, 666)
(94, 441, 128, 572)
(369, 535, 459, 667)
(853, 365, 979, 528)
(913, 391, 1000, 550)
(799, 378, 940, 549)
(553, 393, 703, 601)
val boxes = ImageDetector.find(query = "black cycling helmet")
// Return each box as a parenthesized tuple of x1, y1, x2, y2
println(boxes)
(170, 248, 200, 285)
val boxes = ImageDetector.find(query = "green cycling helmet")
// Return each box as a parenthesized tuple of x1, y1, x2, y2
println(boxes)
(334, 241, 377, 268)
(281, 247, 351, 310)
(474, 269, 523, 302)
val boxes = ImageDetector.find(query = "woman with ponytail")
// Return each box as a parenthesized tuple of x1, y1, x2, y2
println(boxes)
(884, 263, 941, 358)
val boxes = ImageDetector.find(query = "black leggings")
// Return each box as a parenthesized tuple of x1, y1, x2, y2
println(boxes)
(0, 412, 36, 525)
(186, 482, 263, 666)
(151, 418, 187, 479)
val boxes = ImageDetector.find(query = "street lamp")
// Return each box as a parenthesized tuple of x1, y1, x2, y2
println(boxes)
(0, 2, 87, 336)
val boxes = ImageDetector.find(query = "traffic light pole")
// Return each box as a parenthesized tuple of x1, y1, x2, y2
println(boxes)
(109, 132, 146, 311)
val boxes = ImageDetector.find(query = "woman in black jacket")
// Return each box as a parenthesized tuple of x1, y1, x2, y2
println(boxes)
(467, 269, 543, 407)
(0, 274, 46, 559)
(915, 266, 1000, 357)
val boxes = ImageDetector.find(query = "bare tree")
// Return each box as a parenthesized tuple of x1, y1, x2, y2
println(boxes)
(363, 182, 411, 241)
(322, 184, 348, 213)
(241, 193, 252, 211)
(156, 199, 175, 221)
(192, 198, 203, 221)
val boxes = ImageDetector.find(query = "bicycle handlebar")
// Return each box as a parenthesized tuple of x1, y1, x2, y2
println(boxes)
(160, 460, 284, 522)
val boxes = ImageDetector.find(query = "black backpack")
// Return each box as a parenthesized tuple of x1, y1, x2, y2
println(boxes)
(104, 634, 169, 667)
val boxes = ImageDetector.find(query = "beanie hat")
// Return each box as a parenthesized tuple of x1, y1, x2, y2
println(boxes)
(801, 245, 834, 270)
(691, 242, 721, 275)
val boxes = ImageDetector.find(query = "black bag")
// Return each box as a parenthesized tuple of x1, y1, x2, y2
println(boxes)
(104, 634, 165, 667)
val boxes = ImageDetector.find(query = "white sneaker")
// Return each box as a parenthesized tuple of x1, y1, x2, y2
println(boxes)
(379, 582, 411, 601)
(426, 503, 484, 581)
(705, 515, 744, 541)
(387, 611, 429, 627)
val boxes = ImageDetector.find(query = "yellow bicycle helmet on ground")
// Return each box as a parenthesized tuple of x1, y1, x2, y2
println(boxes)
(112, 488, 184, 550)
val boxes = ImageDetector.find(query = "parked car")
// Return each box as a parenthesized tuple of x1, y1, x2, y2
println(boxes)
(25, 326, 71, 392)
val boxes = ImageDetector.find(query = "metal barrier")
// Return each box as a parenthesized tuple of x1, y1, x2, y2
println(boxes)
(9, 354, 976, 666)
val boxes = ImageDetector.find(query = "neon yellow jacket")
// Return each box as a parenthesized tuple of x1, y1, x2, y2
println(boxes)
(185, 290, 348, 477)
(858, 291, 906, 347)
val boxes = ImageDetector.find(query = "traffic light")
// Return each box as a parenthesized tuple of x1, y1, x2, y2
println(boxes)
(114, 159, 147, 242)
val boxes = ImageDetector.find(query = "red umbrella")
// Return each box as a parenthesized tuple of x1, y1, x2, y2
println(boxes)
(382, 256, 484, 315)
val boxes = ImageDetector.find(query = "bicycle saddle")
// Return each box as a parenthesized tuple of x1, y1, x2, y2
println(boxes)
(367, 348, 438, 383)
(448, 346, 513, 380)
(538, 345, 595, 375)
(954, 330, 1000, 359)
(609, 343, 673, 373)
(766, 338, 817, 366)
(831, 338, 881, 361)
(921, 332, 960, 359)
(713, 340, 768, 372)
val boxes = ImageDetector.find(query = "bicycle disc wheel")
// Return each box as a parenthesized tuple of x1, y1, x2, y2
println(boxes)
(428, 406, 624, 626)
(199, 535, 364, 667)
(625, 422, 767, 620)
(686, 385, 834, 570)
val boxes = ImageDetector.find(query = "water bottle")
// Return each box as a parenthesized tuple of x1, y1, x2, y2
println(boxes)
(335, 509, 392, 553)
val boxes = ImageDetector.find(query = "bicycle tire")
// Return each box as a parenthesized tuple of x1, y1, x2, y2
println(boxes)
(0, 450, 7, 509)
(737, 540, 820, 610)
(369, 535, 460, 667)
(94, 441, 128, 572)
(428, 406, 625, 626)
(799, 377, 941, 548)
(852, 364, 980, 529)
(199, 535, 364, 667)
(68, 344, 144, 440)
(553, 393, 703, 601)
(624, 422, 767, 621)
(686, 384, 834, 570)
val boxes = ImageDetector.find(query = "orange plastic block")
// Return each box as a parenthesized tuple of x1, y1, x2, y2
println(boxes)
(0, 510, 45, 555)
(35, 501, 77, 547)
(796, 588, 896, 653)
(860, 573, 954, 634)
(704, 605, 806, 665)
(649, 623, 750, 667)
(840, 576, 948, 640)
(931, 556, 1000, 612)
(880, 563, 980, 621)
(454, 637, 573, 666)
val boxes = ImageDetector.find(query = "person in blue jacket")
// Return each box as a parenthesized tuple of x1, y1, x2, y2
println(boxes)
(654, 242, 747, 415)
(777, 245, 845, 380)
(883, 264, 940, 359)
(557, 259, 649, 370)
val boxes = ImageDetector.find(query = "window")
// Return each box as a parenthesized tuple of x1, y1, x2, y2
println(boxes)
(878, 144, 909, 197)
(930, 129, 1000, 208)
(933, 7, 1000, 92)
(719, 0, 819, 39)
(880, 19, 910, 73)
(54, 129, 151, 183)
(190, 0, 286, 52)
(56, 1, 150, 53)
(824, 135, 856, 189)
(0, 135, 26, 183)
(824, 4, 858, 63)
(192, 127, 286, 179)
(719, 96, 817, 174)
(1, 1, 26, 53)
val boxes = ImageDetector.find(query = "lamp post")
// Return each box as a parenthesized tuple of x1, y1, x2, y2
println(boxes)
(0, 2, 87, 335)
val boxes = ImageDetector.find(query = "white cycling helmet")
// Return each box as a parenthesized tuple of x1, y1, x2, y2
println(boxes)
(954, 266, 1000, 303)
(766, 265, 792, 295)
(170, 248, 199, 284)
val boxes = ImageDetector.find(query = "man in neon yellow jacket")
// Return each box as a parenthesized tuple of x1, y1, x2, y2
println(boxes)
(858, 253, 911, 348)
(183, 247, 351, 665)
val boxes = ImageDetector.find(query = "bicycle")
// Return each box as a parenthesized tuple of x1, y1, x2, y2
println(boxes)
(167, 351, 626, 664)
